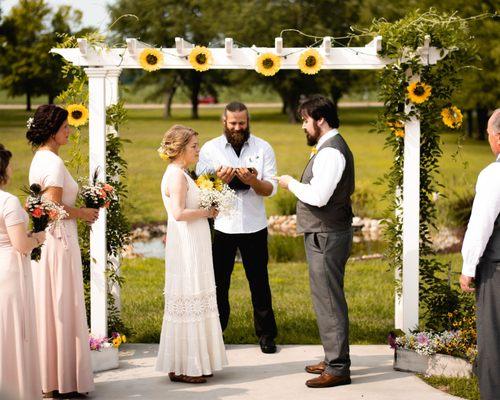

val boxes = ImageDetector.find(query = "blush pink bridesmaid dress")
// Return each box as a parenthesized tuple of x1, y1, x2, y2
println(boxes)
(29, 150, 94, 395)
(0, 189, 42, 400)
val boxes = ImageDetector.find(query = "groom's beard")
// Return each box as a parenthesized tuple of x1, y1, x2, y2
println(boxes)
(224, 123, 251, 152)
(305, 122, 321, 146)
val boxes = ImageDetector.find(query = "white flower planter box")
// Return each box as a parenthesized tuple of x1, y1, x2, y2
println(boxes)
(394, 348, 472, 378)
(91, 346, 119, 373)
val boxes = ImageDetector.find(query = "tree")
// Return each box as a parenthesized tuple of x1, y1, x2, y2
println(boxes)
(0, 0, 84, 110)
(357, 0, 499, 139)
(109, 0, 229, 119)
(221, 0, 362, 122)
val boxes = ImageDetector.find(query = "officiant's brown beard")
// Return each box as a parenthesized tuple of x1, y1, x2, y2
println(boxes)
(305, 121, 321, 146)
(224, 123, 250, 151)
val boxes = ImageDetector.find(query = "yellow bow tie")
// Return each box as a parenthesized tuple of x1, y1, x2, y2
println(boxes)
(310, 146, 318, 157)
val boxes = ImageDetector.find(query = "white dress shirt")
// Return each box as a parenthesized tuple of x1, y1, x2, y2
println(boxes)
(196, 134, 277, 234)
(461, 155, 500, 277)
(288, 129, 346, 207)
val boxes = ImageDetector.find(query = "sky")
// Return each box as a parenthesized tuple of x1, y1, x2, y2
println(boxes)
(0, 0, 111, 30)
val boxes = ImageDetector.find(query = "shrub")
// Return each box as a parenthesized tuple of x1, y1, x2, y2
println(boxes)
(274, 190, 297, 216)
(268, 235, 306, 262)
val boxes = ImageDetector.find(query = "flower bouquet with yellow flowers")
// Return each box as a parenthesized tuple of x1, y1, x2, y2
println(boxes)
(195, 173, 237, 216)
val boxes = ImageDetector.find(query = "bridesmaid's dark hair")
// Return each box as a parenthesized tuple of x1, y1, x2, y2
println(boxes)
(0, 144, 13, 186)
(26, 104, 68, 148)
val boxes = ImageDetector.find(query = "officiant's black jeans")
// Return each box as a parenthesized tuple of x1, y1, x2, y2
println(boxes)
(212, 228, 278, 340)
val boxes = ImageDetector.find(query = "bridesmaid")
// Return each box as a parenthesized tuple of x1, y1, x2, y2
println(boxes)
(0, 144, 45, 400)
(26, 105, 98, 398)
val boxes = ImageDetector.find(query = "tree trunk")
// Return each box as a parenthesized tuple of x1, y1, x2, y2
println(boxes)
(26, 91, 31, 111)
(476, 107, 488, 141)
(48, 93, 55, 104)
(466, 109, 473, 138)
(286, 93, 300, 123)
(189, 72, 202, 119)
(163, 84, 177, 119)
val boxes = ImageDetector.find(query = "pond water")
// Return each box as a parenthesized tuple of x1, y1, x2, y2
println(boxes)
(131, 235, 386, 260)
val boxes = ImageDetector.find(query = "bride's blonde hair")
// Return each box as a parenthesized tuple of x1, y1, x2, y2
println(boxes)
(158, 124, 198, 161)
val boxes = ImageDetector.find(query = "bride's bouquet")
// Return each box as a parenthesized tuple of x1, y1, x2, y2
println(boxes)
(195, 173, 237, 216)
(25, 183, 68, 260)
(80, 170, 117, 209)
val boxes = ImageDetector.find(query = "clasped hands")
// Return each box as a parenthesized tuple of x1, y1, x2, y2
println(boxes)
(216, 166, 258, 185)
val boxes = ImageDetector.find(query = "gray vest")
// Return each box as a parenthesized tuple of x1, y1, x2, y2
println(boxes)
(481, 159, 500, 262)
(296, 134, 354, 233)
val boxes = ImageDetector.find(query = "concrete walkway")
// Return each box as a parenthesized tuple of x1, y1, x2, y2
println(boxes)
(91, 344, 461, 400)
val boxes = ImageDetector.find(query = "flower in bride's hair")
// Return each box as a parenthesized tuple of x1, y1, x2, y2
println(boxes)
(157, 146, 169, 161)
(26, 117, 35, 129)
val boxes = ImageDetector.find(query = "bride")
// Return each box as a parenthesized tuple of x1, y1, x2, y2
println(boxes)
(155, 125, 227, 384)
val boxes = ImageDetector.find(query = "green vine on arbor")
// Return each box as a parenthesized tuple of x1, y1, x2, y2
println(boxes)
(366, 9, 481, 330)
(55, 33, 131, 335)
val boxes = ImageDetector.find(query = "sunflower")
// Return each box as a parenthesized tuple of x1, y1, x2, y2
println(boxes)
(387, 120, 405, 138)
(157, 146, 169, 161)
(189, 46, 213, 72)
(195, 175, 214, 190)
(298, 49, 323, 75)
(139, 48, 164, 72)
(407, 81, 432, 104)
(67, 104, 89, 127)
(441, 106, 463, 129)
(255, 52, 281, 76)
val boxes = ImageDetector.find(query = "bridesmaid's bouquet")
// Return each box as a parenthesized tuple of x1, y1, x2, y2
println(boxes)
(80, 170, 117, 209)
(195, 173, 237, 216)
(25, 183, 68, 261)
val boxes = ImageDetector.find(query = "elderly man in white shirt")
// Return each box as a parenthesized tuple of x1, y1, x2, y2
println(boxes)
(460, 109, 500, 400)
(279, 95, 354, 389)
(196, 101, 278, 354)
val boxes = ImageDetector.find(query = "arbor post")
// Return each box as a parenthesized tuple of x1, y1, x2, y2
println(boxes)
(85, 67, 108, 338)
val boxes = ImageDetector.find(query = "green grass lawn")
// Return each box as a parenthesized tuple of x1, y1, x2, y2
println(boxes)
(121, 253, 466, 344)
(0, 107, 493, 224)
(422, 375, 479, 400)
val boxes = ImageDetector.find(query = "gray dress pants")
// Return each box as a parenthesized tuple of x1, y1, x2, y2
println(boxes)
(304, 228, 352, 377)
(476, 260, 500, 400)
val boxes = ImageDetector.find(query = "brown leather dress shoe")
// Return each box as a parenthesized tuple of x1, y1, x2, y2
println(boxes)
(305, 372, 351, 388)
(305, 361, 326, 374)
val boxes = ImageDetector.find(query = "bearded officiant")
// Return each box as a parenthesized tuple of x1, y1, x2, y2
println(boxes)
(196, 101, 279, 354)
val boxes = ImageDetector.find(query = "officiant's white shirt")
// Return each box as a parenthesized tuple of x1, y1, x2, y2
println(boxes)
(461, 154, 500, 277)
(288, 129, 346, 207)
(196, 134, 277, 234)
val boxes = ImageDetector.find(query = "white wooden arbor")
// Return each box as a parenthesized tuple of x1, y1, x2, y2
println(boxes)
(51, 36, 445, 338)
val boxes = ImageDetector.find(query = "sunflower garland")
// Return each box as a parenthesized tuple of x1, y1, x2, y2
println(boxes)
(255, 52, 281, 76)
(139, 48, 164, 72)
(407, 81, 432, 104)
(67, 104, 89, 127)
(441, 106, 463, 129)
(298, 48, 323, 75)
(189, 46, 213, 72)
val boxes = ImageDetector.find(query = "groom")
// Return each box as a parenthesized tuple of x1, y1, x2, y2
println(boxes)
(196, 101, 278, 354)
(279, 95, 354, 388)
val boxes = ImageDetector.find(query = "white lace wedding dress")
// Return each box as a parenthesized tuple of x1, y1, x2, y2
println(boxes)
(155, 165, 227, 376)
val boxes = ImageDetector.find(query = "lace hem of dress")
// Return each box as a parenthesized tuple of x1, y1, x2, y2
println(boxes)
(164, 290, 219, 322)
